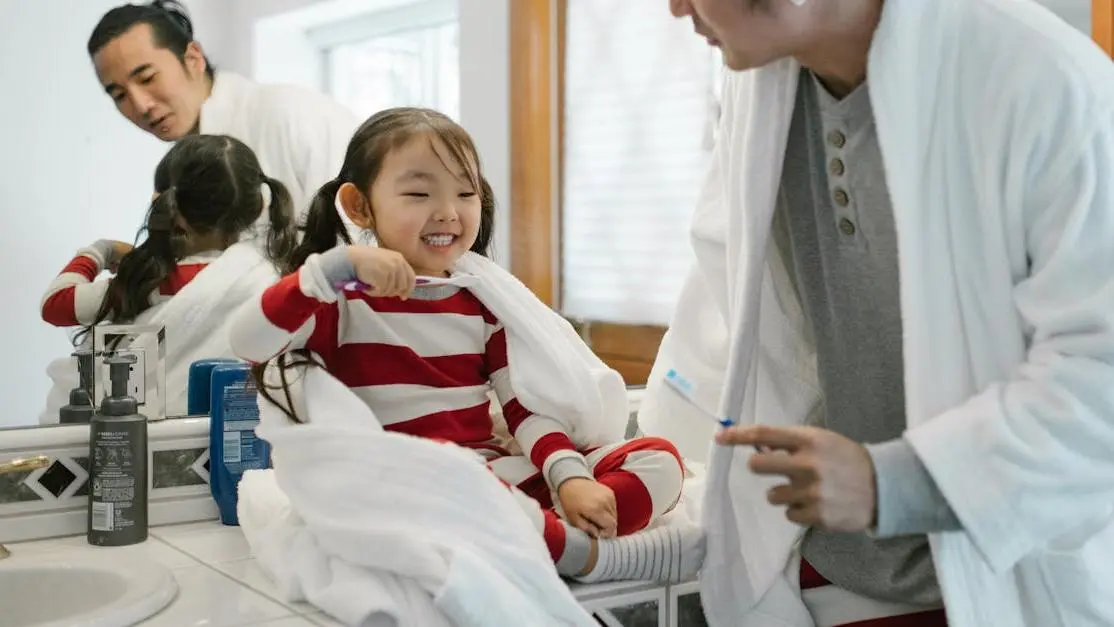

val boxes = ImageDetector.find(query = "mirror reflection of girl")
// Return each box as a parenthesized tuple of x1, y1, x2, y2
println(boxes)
(40, 134, 297, 335)
(231, 108, 705, 584)
(38, 135, 298, 423)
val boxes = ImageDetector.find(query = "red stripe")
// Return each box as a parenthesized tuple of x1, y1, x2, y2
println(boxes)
(593, 437, 683, 473)
(513, 471, 555, 509)
(838, 610, 947, 626)
(352, 289, 491, 316)
(485, 327, 509, 372)
(61, 256, 100, 280)
(330, 343, 486, 388)
(800, 559, 948, 626)
(592, 437, 680, 535)
(41, 288, 79, 326)
(529, 432, 577, 470)
(541, 509, 567, 561)
(800, 558, 830, 590)
(261, 271, 324, 332)
(384, 402, 494, 446)
(159, 263, 208, 295)
(501, 396, 533, 433)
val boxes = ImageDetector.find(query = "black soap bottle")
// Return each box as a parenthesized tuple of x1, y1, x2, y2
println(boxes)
(60, 350, 95, 424)
(88, 354, 149, 546)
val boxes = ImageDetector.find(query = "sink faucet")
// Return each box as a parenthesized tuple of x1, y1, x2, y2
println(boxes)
(0, 456, 52, 560)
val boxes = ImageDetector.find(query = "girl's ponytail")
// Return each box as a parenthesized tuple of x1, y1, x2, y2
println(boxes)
(288, 178, 350, 270)
(261, 176, 299, 273)
(76, 191, 180, 345)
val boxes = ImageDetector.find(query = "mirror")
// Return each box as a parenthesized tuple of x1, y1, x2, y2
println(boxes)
(0, 0, 1095, 430)
(0, 0, 471, 429)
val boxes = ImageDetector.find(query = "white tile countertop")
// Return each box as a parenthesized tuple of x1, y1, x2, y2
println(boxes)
(7, 520, 701, 627)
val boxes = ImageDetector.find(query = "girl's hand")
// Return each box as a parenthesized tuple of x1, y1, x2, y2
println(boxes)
(558, 478, 618, 538)
(347, 245, 416, 299)
(94, 239, 134, 272)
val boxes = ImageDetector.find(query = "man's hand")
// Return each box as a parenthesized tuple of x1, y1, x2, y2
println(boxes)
(715, 425, 877, 532)
(558, 477, 618, 538)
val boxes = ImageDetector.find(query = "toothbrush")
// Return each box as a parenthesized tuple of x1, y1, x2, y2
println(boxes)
(663, 369, 736, 428)
(333, 276, 461, 292)
(662, 369, 776, 454)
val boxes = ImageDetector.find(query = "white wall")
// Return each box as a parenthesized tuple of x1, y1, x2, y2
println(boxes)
(233, 0, 512, 267)
(1040, 0, 1091, 34)
(0, 0, 230, 427)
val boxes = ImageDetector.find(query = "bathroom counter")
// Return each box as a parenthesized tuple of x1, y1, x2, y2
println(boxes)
(7, 520, 709, 626)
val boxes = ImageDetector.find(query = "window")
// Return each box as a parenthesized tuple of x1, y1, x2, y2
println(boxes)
(309, 0, 460, 120)
(509, 0, 724, 384)
(561, 1, 722, 325)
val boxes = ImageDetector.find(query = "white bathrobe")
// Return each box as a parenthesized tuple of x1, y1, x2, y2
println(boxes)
(637, 0, 1114, 625)
(200, 71, 359, 220)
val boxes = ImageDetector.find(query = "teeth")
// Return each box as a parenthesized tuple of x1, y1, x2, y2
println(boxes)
(422, 234, 455, 247)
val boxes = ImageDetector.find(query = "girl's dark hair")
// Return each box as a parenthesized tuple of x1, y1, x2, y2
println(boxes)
(258, 107, 496, 423)
(88, 1, 215, 80)
(288, 107, 496, 270)
(78, 134, 297, 344)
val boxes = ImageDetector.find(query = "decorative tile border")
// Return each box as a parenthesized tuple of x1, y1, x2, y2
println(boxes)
(1, 389, 650, 542)
(0, 417, 216, 542)
(0, 421, 212, 506)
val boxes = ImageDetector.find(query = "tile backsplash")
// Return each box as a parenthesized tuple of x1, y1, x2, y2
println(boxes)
(1, 389, 647, 541)
(0, 418, 216, 542)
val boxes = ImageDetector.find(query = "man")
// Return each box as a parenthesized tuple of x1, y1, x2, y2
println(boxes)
(88, 1, 359, 217)
(637, 0, 1114, 625)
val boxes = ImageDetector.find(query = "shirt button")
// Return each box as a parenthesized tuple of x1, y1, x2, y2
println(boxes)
(833, 188, 850, 206)
(827, 129, 846, 149)
(839, 218, 856, 236)
(829, 158, 845, 177)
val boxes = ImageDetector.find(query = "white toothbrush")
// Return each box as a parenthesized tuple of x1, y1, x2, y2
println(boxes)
(663, 369, 736, 428)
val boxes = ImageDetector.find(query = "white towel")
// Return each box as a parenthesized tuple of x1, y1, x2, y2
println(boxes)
(455, 252, 629, 449)
(39, 241, 279, 422)
(238, 362, 599, 627)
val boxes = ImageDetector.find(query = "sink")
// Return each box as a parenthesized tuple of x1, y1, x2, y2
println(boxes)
(0, 551, 178, 627)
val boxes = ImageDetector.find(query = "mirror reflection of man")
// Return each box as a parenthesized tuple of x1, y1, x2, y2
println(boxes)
(88, 1, 359, 220)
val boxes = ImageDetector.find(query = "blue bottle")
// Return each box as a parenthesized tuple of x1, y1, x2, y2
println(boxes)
(187, 358, 238, 415)
(208, 363, 271, 526)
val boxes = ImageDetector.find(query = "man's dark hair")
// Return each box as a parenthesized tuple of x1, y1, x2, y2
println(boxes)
(88, 1, 215, 79)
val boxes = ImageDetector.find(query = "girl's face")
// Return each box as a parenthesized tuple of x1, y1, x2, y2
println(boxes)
(355, 134, 482, 277)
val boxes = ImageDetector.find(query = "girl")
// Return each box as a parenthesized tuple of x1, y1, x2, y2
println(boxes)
(40, 134, 297, 419)
(231, 108, 704, 584)
(42, 134, 297, 332)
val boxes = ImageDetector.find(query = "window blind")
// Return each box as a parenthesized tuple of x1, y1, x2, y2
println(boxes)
(561, 1, 721, 325)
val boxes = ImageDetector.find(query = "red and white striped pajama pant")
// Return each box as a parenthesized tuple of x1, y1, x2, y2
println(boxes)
(487, 436, 685, 562)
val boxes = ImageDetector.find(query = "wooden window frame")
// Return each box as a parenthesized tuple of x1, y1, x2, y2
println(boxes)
(1097, 0, 1114, 57)
(509, 0, 665, 386)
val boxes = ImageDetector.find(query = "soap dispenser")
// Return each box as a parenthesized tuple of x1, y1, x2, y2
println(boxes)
(88, 354, 149, 546)
(60, 350, 95, 424)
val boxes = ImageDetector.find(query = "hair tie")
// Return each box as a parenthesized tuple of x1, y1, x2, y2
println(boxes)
(146, 187, 178, 231)
(149, 0, 194, 37)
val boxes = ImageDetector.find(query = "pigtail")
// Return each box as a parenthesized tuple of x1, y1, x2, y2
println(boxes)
(288, 178, 350, 270)
(261, 176, 299, 273)
(253, 178, 349, 422)
(75, 191, 181, 345)
(250, 351, 326, 424)
(472, 175, 495, 257)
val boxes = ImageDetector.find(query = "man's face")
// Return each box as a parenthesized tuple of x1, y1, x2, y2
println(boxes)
(669, 0, 805, 71)
(93, 23, 208, 141)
